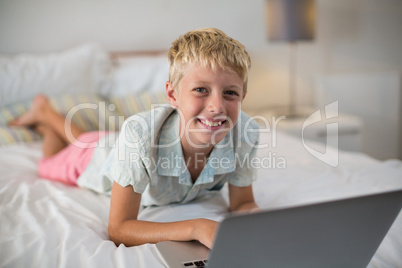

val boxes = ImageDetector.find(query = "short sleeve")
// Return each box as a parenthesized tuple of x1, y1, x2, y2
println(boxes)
(228, 114, 260, 187)
(107, 115, 150, 194)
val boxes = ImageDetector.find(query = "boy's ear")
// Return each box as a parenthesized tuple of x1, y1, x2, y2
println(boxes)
(166, 81, 178, 108)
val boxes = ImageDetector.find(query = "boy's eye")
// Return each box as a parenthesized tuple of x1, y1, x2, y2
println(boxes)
(225, 90, 239, 96)
(194, 87, 207, 93)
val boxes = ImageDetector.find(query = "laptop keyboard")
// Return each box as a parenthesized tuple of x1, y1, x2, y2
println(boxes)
(182, 259, 208, 267)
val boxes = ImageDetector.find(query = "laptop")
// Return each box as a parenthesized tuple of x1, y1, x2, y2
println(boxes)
(155, 189, 402, 268)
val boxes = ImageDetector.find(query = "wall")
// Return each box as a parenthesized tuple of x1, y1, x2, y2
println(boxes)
(0, 0, 266, 53)
(1, 0, 401, 158)
(1, 0, 401, 105)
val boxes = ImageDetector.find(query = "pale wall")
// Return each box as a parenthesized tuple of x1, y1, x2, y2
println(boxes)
(1, 0, 401, 107)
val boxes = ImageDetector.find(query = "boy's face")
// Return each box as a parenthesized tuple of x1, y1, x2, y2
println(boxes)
(166, 64, 245, 151)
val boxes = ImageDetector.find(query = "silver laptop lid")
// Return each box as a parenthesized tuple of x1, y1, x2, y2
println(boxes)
(207, 189, 402, 268)
(156, 189, 402, 268)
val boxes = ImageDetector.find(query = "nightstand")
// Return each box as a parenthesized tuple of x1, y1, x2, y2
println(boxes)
(246, 107, 363, 153)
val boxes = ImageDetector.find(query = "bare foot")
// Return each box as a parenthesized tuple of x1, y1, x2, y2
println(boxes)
(8, 95, 51, 127)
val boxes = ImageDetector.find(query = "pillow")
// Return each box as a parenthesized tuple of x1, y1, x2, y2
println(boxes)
(109, 91, 169, 119)
(109, 54, 169, 97)
(0, 94, 120, 146)
(0, 44, 111, 107)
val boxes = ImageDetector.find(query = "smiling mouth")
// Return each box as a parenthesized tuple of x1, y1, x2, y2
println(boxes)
(200, 119, 226, 127)
(199, 119, 226, 127)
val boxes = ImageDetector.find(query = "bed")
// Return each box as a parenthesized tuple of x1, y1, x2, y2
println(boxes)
(0, 44, 401, 268)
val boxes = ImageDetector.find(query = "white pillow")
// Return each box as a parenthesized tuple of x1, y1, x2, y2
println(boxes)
(110, 54, 169, 97)
(0, 44, 111, 107)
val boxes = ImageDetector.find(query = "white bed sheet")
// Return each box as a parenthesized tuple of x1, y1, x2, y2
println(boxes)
(0, 131, 401, 268)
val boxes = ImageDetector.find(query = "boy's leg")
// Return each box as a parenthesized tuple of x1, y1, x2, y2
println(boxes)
(35, 125, 67, 158)
(11, 95, 99, 185)
(9, 95, 84, 144)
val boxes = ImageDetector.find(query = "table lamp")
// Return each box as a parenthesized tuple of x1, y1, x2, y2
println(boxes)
(266, 0, 316, 117)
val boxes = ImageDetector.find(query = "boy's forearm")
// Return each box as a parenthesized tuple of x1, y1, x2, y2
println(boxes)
(230, 201, 260, 213)
(110, 219, 197, 247)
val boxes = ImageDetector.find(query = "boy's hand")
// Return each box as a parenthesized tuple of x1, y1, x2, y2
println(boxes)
(194, 218, 218, 249)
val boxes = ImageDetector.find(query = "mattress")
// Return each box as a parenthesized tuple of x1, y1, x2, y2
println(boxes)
(0, 130, 401, 267)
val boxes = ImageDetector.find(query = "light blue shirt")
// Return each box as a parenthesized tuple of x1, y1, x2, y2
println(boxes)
(78, 105, 259, 207)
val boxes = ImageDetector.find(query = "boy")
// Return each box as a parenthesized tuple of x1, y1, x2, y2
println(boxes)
(107, 28, 260, 249)
(10, 28, 260, 249)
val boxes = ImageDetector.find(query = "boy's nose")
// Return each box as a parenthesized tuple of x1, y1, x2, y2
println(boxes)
(207, 93, 224, 114)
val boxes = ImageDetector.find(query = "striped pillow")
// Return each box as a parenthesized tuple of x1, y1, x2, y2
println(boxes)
(110, 91, 168, 119)
(0, 94, 121, 145)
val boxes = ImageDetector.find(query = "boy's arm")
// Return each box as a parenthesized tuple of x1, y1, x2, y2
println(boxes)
(108, 182, 218, 248)
(228, 184, 260, 212)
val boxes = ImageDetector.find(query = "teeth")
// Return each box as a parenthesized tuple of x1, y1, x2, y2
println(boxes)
(201, 119, 224, 127)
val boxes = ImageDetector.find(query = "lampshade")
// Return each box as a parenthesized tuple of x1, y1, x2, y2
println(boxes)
(266, 0, 316, 42)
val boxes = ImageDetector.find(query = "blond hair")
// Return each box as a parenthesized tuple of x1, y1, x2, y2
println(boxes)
(167, 28, 251, 93)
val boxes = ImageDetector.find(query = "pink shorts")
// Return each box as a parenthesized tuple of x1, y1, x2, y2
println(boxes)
(38, 131, 108, 186)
